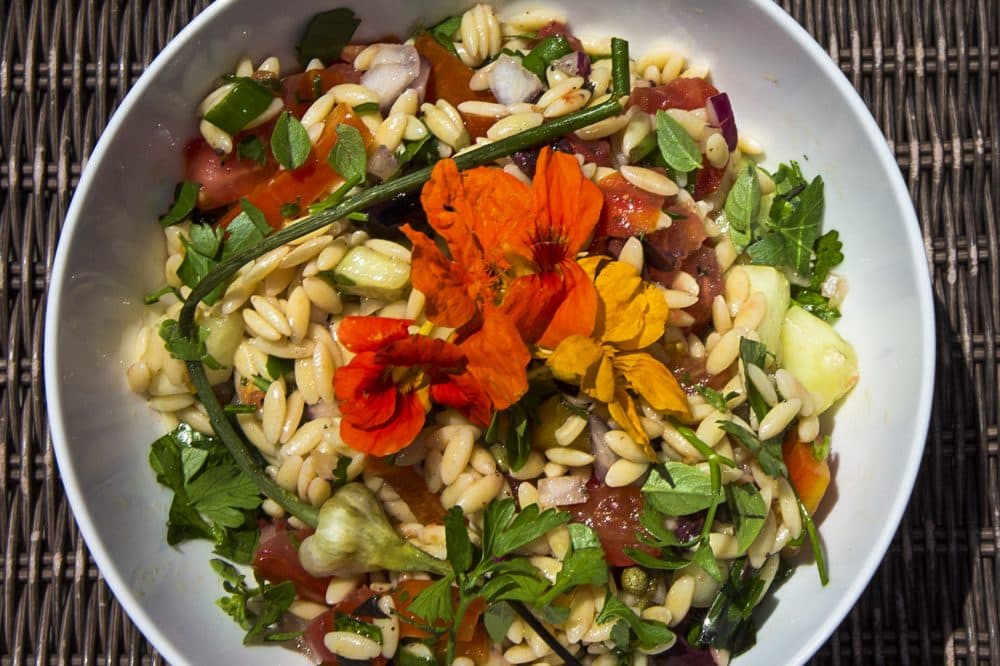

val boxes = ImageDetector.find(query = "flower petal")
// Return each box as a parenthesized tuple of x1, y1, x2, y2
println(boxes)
(536, 259, 599, 348)
(339, 391, 426, 456)
(337, 316, 413, 352)
(378, 335, 466, 372)
(531, 148, 604, 255)
(614, 352, 690, 416)
(402, 223, 479, 329)
(333, 352, 397, 428)
(460, 166, 534, 267)
(499, 271, 566, 344)
(459, 307, 530, 410)
(581, 349, 617, 404)
(431, 372, 493, 426)
(607, 386, 656, 459)
(547, 335, 605, 386)
(592, 260, 647, 344)
(419, 158, 482, 267)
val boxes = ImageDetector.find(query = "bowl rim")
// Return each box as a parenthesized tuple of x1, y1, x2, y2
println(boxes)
(43, 1, 936, 665)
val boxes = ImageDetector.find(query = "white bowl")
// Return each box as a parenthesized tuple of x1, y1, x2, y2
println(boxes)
(44, 0, 935, 664)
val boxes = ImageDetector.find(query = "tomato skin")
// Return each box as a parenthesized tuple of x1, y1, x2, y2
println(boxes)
(693, 156, 726, 200)
(630, 77, 720, 112)
(782, 432, 831, 515)
(592, 172, 665, 241)
(184, 123, 278, 211)
(566, 478, 654, 567)
(302, 586, 388, 666)
(253, 520, 330, 604)
(536, 21, 584, 51)
(414, 33, 497, 138)
(363, 457, 446, 525)
(393, 579, 483, 642)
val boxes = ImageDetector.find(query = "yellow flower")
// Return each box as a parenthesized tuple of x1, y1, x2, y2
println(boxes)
(547, 257, 689, 459)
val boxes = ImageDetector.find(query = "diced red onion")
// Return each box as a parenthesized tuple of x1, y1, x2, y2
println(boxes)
(409, 56, 431, 104)
(537, 475, 589, 507)
(588, 415, 616, 483)
(706, 92, 737, 151)
(511, 149, 540, 178)
(551, 51, 591, 79)
(367, 145, 399, 182)
(489, 54, 544, 105)
(361, 44, 420, 110)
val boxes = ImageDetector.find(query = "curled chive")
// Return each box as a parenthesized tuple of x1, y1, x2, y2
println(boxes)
(178, 39, 631, 526)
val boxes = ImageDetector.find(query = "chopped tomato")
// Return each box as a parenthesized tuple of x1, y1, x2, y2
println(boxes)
(185, 123, 279, 211)
(218, 104, 372, 229)
(253, 520, 330, 604)
(642, 204, 707, 272)
(566, 478, 654, 566)
(414, 33, 497, 138)
(555, 133, 615, 167)
(677, 244, 723, 330)
(282, 63, 362, 118)
(629, 77, 720, 113)
(693, 156, 726, 200)
(364, 457, 447, 525)
(536, 21, 583, 51)
(665, 349, 736, 393)
(591, 172, 665, 241)
(782, 432, 831, 515)
(455, 620, 490, 663)
(393, 579, 483, 642)
(302, 586, 388, 666)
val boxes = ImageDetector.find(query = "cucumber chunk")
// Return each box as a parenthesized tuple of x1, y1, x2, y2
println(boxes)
(325, 246, 410, 300)
(201, 312, 242, 367)
(779, 306, 858, 414)
(738, 265, 790, 354)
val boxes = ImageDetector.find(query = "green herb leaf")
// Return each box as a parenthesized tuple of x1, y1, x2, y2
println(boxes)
(158, 319, 223, 370)
(810, 229, 844, 288)
(407, 575, 456, 626)
(203, 77, 274, 135)
(335, 612, 384, 644)
(538, 547, 608, 605)
(331, 456, 352, 486)
(796, 491, 829, 585)
(280, 200, 302, 219)
(521, 36, 572, 79)
(296, 7, 361, 66)
(695, 385, 737, 414)
(491, 503, 570, 558)
(224, 404, 258, 415)
(692, 540, 723, 583)
(622, 545, 692, 570)
(568, 523, 602, 550)
(812, 434, 832, 462)
(396, 135, 437, 169)
(642, 462, 719, 516)
(745, 233, 786, 266)
(717, 421, 787, 477)
(265, 355, 294, 381)
(484, 601, 515, 643)
(689, 559, 766, 655)
(211, 559, 298, 644)
(221, 199, 270, 260)
(352, 101, 380, 114)
(655, 110, 702, 173)
(444, 506, 474, 574)
(328, 124, 367, 183)
(427, 15, 462, 55)
(237, 135, 267, 166)
(791, 286, 841, 322)
(143, 284, 182, 305)
(727, 483, 768, 554)
(725, 164, 761, 251)
(160, 181, 201, 227)
(271, 111, 312, 170)
(739, 337, 770, 422)
(595, 591, 674, 650)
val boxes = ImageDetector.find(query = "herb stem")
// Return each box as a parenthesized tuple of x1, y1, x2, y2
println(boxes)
(177, 40, 631, 527)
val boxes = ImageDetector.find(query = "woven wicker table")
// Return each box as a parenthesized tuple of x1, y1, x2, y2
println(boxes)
(2, 1, 995, 664)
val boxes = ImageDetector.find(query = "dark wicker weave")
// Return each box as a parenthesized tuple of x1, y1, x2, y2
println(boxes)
(1, 0, 995, 664)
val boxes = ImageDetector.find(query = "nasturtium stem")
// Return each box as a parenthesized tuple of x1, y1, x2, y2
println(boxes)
(179, 41, 631, 527)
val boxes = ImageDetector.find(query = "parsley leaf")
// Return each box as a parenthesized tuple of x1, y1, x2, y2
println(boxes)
(158, 319, 223, 370)
(791, 286, 841, 322)
(656, 110, 702, 173)
(271, 111, 312, 170)
(296, 7, 361, 66)
(408, 575, 456, 626)
(160, 181, 200, 227)
(596, 590, 674, 650)
(211, 559, 298, 644)
(149, 424, 261, 562)
(811, 229, 844, 288)
(143, 284, 182, 305)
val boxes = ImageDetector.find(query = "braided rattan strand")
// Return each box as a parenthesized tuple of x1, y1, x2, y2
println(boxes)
(1, 1, 996, 664)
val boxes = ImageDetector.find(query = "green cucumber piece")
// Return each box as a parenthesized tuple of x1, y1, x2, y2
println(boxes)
(325, 246, 410, 300)
(779, 306, 858, 414)
(738, 265, 790, 355)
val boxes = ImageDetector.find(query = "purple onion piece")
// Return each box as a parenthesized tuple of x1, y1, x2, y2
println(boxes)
(588, 415, 616, 483)
(511, 149, 540, 178)
(409, 56, 431, 104)
(706, 92, 738, 151)
(550, 51, 591, 79)
(575, 51, 591, 78)
(366, 145, 399, 182)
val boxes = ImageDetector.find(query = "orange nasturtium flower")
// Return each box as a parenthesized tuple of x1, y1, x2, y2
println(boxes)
(334, 317, 491, 456)
(402, 147, 602, 409)
(546, 257, 690, 459)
